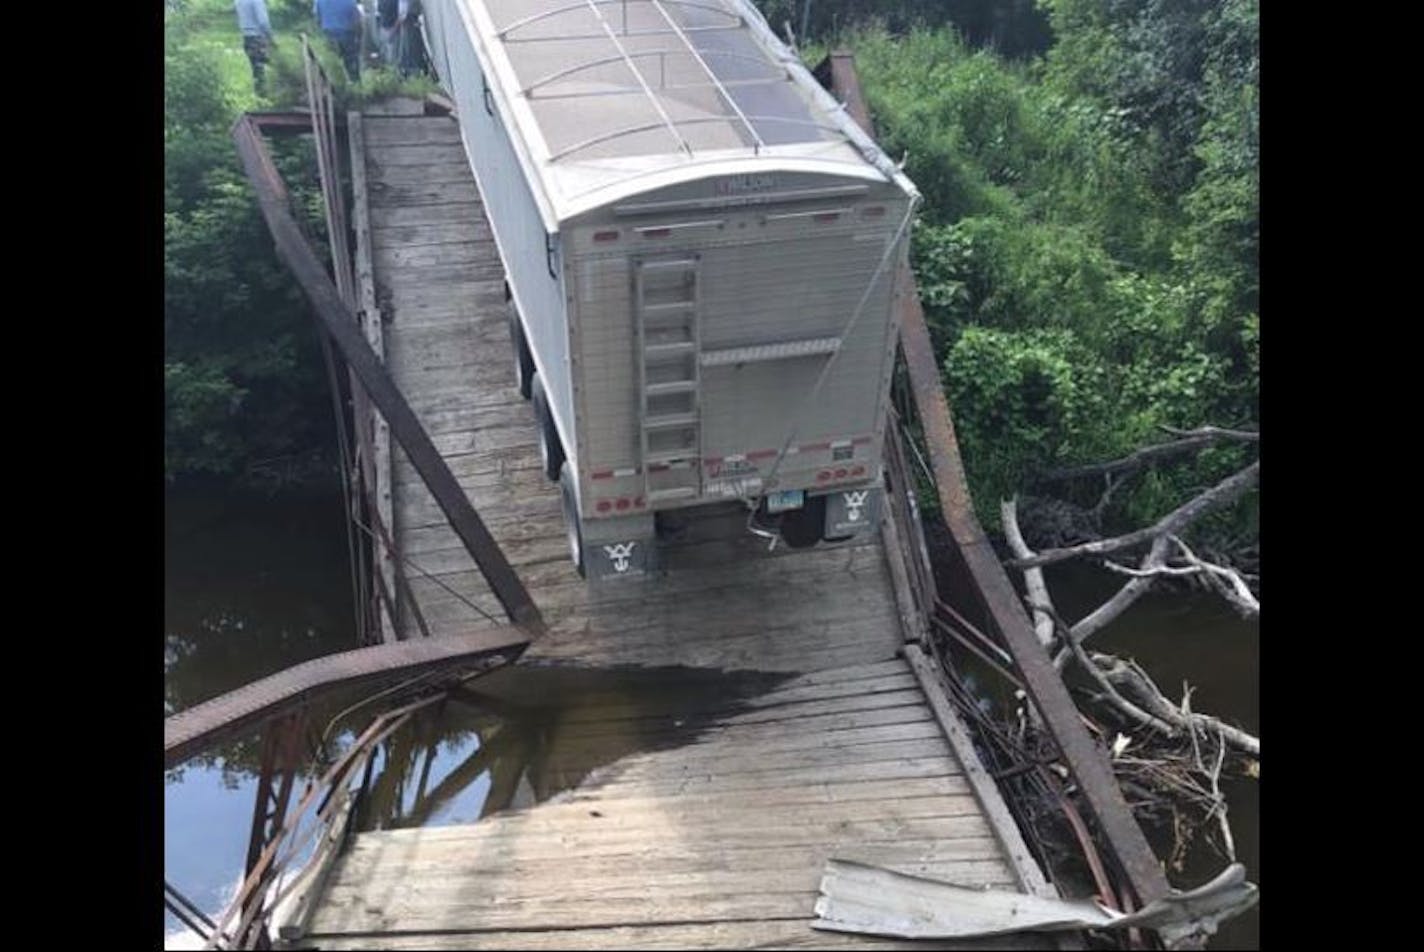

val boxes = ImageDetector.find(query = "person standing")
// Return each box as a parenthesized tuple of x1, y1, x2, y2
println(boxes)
(314, 0, 363, 81)
(234, 0, 273, 95)
(377, 0, 402, 68)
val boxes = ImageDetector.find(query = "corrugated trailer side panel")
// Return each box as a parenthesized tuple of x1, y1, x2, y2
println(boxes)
(565, 184, 910, 511)
(423, 0, 578, 459)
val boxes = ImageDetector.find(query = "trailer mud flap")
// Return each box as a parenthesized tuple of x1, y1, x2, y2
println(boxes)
(822, 488, 883, 538)
(582, 514, 658, 581)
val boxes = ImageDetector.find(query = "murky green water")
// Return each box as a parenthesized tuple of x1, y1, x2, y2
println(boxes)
(164, 488, 1257, 948)
(1047, 562, 1259, 950)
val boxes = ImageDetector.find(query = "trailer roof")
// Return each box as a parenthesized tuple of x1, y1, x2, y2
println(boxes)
(456, 0, 915, 226)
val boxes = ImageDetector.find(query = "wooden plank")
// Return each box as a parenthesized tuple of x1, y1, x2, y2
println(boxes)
(361, 116, 464, 145)
(314, 879, 1004, 934)
(376, 240, 497, 269)
(363, 142, 469, 167)
(305, 916, 1047, 950)
(571, 743, 959, 799)
(233, 116, 542, 632)
(366, 161, 485, 187)
(905, 645, 1056, 900)
(367, 179, 481, 208)
(318, 860, 1015, 911)
(370, 200, 486, 228)
(349, 109, 399, 644)
(538, 775, 968, 813)
(371, 221, 494, 249)
(822, 56, 1170, 909)
(355, 794, 984, 853)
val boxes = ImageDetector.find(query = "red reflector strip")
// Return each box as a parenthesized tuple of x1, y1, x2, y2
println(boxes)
(591, 470, 614, 480)
(747, 449, 777, 461)
(799, 441, 831, 453)
(593, 230, 619, 242)
(861, 205, 886, 219)
(813, 212, 840, 224)
(642, 228, 671, 238)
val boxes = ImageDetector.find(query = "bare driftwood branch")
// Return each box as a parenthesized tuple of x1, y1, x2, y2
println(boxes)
(1094, 652, 1260, 757)
(1001, 497, 1057, 650)
(1056, 535, 1173, 669)
(1042, 427, 1258, 483)
(1101, 537, 1259, 619)
(1007, 461, 1260, 571)
(1168, 536, 1260, 618)
(1157, 425, 1260, 442)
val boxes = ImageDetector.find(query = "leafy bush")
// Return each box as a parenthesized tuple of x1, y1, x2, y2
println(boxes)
(848, 6, 1257, 534)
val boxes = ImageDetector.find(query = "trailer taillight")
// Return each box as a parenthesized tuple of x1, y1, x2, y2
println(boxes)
(593, 229, 619, 243)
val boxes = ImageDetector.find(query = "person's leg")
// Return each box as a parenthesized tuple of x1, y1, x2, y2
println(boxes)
(342, 30, 361, 79)
(243, 35, 268, 93)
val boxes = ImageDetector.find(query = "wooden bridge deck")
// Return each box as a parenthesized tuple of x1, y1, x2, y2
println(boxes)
(304, 104, 1054, 950)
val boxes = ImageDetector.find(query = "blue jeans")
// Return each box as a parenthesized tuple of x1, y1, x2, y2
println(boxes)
(325, 28, 360, 80)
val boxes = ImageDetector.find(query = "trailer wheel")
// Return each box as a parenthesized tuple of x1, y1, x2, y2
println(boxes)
(779, 495, 826, 549)
(508, 308, 534, 399)
(560, 461, 586, 578)
(531, 371, 565, 481)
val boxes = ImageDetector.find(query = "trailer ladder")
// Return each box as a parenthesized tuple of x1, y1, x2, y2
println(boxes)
(635, 256, 703, 504)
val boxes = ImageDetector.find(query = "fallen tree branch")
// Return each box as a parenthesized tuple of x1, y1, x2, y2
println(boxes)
(1158, 425, 1260, 442)
(1168, 536, 1259, 618)
(1042, 427, 1257, 483)
(1001, 497, 1057, 650)
(1094, 652, 1260, 757)
(1055, 536, 1173, 669)
(1008, 461, 1260, 571)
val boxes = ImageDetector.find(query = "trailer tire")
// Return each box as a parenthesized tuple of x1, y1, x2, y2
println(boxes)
(509, 308, 534, 399)
(531, 372, 564, 482)
(560, 461, 586, 577)
(779, 494, 826, 549)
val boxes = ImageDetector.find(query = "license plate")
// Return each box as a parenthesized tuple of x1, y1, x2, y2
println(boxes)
(766, 490, 804, 513)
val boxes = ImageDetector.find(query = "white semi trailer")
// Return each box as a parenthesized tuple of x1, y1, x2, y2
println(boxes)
(420, 0, 919, 579)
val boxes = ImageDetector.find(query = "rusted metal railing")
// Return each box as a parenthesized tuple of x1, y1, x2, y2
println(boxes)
(816, 49, 1174, 934)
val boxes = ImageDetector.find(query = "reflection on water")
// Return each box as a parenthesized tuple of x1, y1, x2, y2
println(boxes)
(349, 663, 792, 833)
(164, 487, 792, 944)
(1046, 562, 1259, 950)
(165, 486, 356, 942)
(167, 487, 1257, 949)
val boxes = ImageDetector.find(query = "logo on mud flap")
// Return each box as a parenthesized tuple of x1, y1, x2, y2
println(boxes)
(603, 542, 637, 573)
(843, 491, 869, 522)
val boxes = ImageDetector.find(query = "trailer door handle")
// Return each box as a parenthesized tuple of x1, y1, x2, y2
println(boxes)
(546, 234, 559, 280)
(482, 73, 494, 116)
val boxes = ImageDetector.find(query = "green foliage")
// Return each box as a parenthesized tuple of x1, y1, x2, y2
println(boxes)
(847, 3, 1257, 534)
(754, 1, 1051, 57)
(165, 0, 334, 484)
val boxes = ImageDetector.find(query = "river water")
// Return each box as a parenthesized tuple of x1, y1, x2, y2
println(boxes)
(163, 486, 1258, 948)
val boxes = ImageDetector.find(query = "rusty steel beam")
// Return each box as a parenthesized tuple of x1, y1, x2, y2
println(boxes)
(231, 113, 543, 634)
(819, 53, 1172, 910)
(165, 630, 528, 768)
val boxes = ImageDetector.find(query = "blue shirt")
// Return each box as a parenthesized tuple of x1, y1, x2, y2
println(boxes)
(234, 0, 271, 38)
(314, 0, 362, 33)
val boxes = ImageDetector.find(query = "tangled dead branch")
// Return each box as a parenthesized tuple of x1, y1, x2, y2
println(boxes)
(998, 447, 1259, 873)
